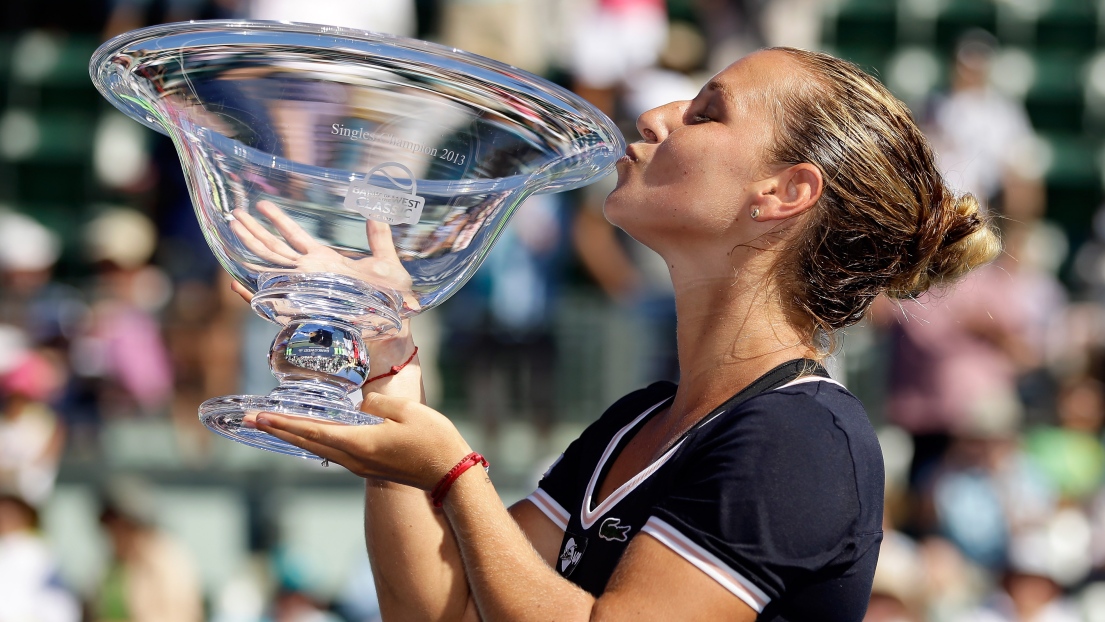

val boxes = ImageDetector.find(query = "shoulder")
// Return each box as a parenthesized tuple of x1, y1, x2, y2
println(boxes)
(647, 378, 884, 609)
(677, 378, 884, 526)
(705, 377, 877, 454)
(698, 377, 870, 446)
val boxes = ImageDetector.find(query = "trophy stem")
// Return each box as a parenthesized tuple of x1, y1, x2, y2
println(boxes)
(251, 271, 405, 335)
(200, 273, 406, 458)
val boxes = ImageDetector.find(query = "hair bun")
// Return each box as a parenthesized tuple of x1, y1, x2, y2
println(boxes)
(886, 192, 1001, 299)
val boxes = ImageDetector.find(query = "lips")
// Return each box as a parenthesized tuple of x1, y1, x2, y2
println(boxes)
(625, 144, 642, 162)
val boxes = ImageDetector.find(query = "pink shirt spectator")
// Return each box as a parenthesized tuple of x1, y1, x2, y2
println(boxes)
(887, 261, 1061, 435)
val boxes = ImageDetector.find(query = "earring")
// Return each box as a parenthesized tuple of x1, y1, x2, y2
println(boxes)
(750, 208, 760, 220)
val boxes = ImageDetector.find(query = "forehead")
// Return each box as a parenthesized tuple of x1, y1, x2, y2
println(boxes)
(705, 50, 799, 113)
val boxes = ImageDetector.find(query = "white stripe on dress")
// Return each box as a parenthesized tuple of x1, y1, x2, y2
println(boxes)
(773, 375, 846, 391)
(525, 488, 569, 531)
(641, 516, 772, 613)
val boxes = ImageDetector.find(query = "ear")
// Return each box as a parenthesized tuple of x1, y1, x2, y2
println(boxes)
(749, 163, 823, 221)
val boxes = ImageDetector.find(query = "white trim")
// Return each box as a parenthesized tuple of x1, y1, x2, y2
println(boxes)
(641, 517, 771, 613)
(581, 397, 676, 530)
(526, 489, 569, 531)
(774, 376, 845, 391)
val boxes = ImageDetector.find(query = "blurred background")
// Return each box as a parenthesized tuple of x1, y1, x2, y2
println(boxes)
(2, 0, 1105, 620)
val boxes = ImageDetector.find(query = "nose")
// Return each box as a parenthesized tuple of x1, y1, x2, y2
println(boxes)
(636, 100, 688, 144)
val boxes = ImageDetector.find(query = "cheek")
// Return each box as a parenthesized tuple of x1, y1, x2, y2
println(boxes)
(642, 140, 700, 190)
(604, 135, 754, 236)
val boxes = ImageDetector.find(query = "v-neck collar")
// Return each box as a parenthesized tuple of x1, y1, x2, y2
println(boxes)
(581, 395, 675, 529)
(579, 359, 829, 530)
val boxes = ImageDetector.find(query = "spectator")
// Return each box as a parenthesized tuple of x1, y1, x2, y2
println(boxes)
(73, 208, 174, 418)
(0, 325, 66, 506)
(925, 30, 1046, 222)
(95, 478, 203, 622)
(0, 493, 80, 622)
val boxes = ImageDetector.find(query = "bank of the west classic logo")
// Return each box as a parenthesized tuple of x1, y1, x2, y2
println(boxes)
(558, 534, 587, 578)
(344, 162, 426, 226)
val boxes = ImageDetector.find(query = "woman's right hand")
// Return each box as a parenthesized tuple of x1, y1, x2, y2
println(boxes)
(227, 201, 420, 379)
(229, 200, 417, 308)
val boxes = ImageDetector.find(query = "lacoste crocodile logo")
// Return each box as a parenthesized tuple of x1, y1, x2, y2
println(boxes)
(598, 517, 631, 542)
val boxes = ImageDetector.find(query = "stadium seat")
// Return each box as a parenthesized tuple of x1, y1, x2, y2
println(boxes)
(935, 0, 999, 52)
(832, 0, 898, 51)
(827, 44, 890, 77)
(1025, 50, 1088, 133)
(1037, 0, 1098, 53)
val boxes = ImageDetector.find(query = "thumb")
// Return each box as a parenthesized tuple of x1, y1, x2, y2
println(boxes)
(361, 391, 420, 423)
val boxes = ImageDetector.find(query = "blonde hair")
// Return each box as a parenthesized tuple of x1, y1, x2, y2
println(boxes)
(766, 47, 1001, 337)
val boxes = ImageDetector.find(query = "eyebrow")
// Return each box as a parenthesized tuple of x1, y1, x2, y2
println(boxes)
(704, 80, 734, 104)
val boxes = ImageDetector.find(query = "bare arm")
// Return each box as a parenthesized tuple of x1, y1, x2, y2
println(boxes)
(359, 342, 566, 621)
(251, 395, 759, 621)
(443, 463, 757, 622)
(230, 202, 567, 620)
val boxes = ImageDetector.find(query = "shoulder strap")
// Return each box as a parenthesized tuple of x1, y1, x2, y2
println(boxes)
(679, 358, 826, 441)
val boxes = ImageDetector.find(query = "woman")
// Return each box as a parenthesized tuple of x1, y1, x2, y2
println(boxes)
(237, 48, 1000, 620)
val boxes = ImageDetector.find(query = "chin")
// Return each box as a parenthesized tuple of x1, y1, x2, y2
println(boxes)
(601, 191, 634, 231)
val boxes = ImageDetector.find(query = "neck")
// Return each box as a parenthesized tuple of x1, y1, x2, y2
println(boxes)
(664, 257, 817, 427)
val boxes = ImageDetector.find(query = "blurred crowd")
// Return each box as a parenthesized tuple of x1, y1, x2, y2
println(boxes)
(2, 0, 1105, 620)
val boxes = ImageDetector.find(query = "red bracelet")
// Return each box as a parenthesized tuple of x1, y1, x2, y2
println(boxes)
(430, 452, 489, 508)
(365, 346, 418, 384)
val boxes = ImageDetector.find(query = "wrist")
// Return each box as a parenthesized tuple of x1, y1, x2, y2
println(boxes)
(364, 321, 416, 378)
(431, 450, 488, 508)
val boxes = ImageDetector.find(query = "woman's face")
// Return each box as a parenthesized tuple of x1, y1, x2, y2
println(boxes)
(604, 51, 788, 256)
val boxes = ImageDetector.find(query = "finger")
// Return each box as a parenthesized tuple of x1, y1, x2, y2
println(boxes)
(251, 413, 360, 464)
(361, 391, 421, 423)
(233, 208, 300, 260)
(256, 200, 322, 254)
(229, 219, 297, 267)
(365, 220, 400, 263)
(230, 279, 253, 303)
(252, 411, 367, 455)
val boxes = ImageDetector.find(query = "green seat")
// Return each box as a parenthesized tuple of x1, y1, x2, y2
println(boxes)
(0, 36, 12, 91)
(9, 33, 100, 87)
(1035, 133, 1101, 239)
(1039, 132, 1098, 186)
(832, 0, 898, 52)
(0, 109, 96, 163)
(934, 0, 998, 52)
(1025, 51, 1087, 132)
(1036, 0, 1097, 53)
(10, 162, 91, 205)
(826, 44, 890, 78)
(6, 33, 104, 114)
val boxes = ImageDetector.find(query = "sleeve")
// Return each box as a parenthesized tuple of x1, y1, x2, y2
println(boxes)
(524, 440, 582, 532)
(641, 390, 863, 613)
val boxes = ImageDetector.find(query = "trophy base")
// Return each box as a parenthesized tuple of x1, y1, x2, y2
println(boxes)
(199, 388, 382, 460)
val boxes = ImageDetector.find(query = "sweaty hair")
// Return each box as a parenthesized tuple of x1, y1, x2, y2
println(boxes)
(765, 47, 1001, 338)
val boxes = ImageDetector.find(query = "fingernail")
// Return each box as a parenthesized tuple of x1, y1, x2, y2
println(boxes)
(242, 419, 256, 429)
(256, 416, 271, 427)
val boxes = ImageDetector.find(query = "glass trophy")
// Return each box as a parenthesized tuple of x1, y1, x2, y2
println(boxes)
(89, 20, 624, 458)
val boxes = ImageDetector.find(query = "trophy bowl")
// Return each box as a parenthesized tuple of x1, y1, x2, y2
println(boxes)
(89, 20, 624, 458)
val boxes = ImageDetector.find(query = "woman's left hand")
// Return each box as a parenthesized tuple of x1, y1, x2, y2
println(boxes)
(243, 393, 472, 490)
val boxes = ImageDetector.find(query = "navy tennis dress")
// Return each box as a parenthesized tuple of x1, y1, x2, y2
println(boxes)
(525, 359, 884, 621)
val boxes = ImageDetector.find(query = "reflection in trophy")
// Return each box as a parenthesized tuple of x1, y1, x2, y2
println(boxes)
(89, 20, 624, 458)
